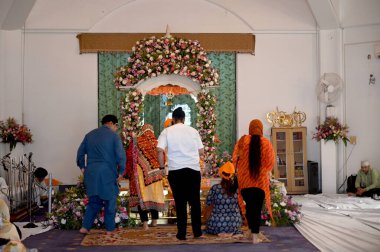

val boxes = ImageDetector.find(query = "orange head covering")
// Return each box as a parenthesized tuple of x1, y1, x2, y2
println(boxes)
(219, 161, 235, 180)
(249, 119, 263, 136)
(164, 118, 173, 128)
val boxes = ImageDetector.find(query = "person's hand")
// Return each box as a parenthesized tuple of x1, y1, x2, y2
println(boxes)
(117, 174, 123, 182)
(81, 168, 85, 174)
(356, 188, 365, 196)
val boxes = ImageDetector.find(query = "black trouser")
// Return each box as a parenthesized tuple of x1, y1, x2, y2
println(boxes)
(138, 206, 159, 222)
(241, 187, 265, 234)
(168, 168, 202, 240)
(361, 188, 380, 197)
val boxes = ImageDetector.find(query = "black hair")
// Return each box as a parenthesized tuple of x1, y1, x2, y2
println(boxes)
(221, 177, 238, 196)
(249, 135, 261, 178)
(34, 167, 48, 179)
(172, 107, 185, 120)
(101, 114, 118, 125)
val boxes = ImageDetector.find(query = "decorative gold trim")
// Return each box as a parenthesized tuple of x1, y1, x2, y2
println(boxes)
(266, 107, 306, 127)
(77, 33, 255, 54)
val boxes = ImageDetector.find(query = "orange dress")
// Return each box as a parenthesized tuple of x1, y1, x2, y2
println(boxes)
(232, 135, 275, 221)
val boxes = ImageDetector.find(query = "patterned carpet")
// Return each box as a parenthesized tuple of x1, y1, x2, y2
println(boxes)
(81, 225, 270, 246)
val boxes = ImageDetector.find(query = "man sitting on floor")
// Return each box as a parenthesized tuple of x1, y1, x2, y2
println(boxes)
(34, 167, 48, 207)
(353, 160, 380, 197)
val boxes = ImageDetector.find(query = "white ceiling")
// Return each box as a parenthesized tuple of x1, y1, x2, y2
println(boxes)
(0, 0, 380, 30)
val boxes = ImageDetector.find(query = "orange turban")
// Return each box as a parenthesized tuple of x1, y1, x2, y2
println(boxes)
(219, 161, 235, 180)
(164, 118, 173, 128)
(249, 119, 263, 136)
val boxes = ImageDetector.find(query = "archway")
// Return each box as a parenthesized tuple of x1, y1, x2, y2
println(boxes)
(115, 35, 220, 176)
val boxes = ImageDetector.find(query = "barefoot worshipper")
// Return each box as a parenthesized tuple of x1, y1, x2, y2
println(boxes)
(124, 124, 165, 230)
(233, 119, 275, 244)
(76, 114, 126, 235)
(203, 161, 243, 235)
(157, 107, 204, 240)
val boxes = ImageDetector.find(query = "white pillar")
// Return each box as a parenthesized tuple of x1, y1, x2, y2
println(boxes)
(321, 141, 337, 193)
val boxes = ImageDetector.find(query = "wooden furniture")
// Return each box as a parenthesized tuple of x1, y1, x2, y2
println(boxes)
(271, 127, 308, 194)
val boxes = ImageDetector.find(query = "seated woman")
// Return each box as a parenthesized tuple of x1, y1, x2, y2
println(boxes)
(204, 162, 242, 235)
(125, 124, 165, 230)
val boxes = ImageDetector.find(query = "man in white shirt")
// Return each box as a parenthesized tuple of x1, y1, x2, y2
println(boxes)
(157, 107, 204, 240)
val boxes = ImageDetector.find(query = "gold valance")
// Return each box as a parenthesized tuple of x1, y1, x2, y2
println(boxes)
(77, 33, 255, 54)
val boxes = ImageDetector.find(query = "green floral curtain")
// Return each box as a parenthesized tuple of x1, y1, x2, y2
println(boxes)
(98, 52, 129, 126)
(143, 95, 161, 138)
(98, 52, 236, 155)
(208, 53, 236, 155)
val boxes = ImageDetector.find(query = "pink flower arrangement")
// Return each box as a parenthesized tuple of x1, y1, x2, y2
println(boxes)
(48, 180, 136, 230)
(120, 89, 144, 147)
(114, 36, 219, 89)
(196, 89, 219, 177)
(0, 117, 33, 151)
(261, 180, 302, 226)
(313, 117, 349, 146)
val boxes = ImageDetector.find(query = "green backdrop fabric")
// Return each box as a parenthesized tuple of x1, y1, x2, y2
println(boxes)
(208, 53, 236, 155)
(98, 52, 236, 155)
(143, 95, 161, 137)
(98, 52, 129, 125)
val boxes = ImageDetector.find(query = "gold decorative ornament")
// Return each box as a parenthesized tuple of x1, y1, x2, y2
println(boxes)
(266, 107, 306, 127)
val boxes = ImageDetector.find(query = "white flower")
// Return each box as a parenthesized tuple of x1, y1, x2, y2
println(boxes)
(115, 216, 121, 223)
(280, 202, 286, 207)
(273, 203, 278, 207)
(61, 219, 66, 225)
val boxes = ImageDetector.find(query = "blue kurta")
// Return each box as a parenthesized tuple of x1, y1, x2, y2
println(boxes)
(76, 125, 126, 200)
(205, 184, 243, 235)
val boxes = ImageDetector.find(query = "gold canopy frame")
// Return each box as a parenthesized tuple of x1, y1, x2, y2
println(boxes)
(77, 33, 255, 54)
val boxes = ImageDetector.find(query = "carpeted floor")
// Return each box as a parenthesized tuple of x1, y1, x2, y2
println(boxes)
(81, 225, 270, 246)
(22, 225, 319, 252)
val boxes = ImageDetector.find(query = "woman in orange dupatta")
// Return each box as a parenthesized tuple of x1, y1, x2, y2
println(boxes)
(125, 124, 165, 230)
(233, 119, 275, 244)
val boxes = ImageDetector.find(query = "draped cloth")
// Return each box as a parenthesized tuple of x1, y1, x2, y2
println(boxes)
(125, 125, 165, 211)
(232, 135, 275, 221)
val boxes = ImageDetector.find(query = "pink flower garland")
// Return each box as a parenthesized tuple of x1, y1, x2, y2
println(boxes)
(114, 36, 219, 89)
(196, 89, 219, 177)
(121, 89, 144, 147)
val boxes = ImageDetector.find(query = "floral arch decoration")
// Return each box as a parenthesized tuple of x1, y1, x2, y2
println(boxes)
(116, 35, 221, 177)
(114, 36, 219, 89)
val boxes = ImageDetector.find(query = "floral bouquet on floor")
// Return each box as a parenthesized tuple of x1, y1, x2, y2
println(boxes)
(48, 177, 136, 230)
(261, 180, 302, 226)
(0, 117, 33, 151)
(312, 117, 349, 146)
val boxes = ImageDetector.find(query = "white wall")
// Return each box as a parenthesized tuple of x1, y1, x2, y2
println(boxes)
(237, 33, 319, 162)
(1, 0, 322, 184)
(23, 32, 98, 183)
(0, 30, 24, 158)
(344, 25, 380, 176)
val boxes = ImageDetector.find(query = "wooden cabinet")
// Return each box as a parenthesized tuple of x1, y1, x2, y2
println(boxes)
(271, 127, 308, 194)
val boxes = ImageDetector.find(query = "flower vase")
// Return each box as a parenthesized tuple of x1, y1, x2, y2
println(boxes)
(4, 142, 23, 158)
(321, 140, 338, 193)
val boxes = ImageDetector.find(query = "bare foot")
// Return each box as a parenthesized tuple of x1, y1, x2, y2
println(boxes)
(150, 219, 157, 227)
(143, 221, 149, 230)
(79, 227, 89, 234)
(252, 233, 262, 244)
